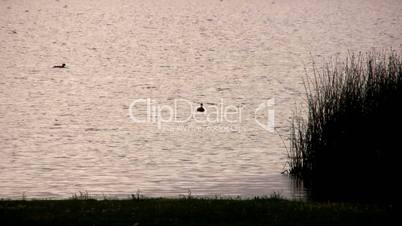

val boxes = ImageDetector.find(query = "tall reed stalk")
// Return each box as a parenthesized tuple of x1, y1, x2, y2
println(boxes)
(289, 51, 401, 203)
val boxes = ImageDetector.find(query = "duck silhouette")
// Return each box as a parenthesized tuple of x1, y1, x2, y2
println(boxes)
(197, 103, 205, 112)
(53, 63, 66, 68)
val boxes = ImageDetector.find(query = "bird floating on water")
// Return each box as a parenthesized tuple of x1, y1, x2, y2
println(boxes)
(53, 63, 66, 68)
(197, 103, 205, 112)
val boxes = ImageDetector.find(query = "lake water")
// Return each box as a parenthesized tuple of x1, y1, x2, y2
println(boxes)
(0, 0, 401, 199)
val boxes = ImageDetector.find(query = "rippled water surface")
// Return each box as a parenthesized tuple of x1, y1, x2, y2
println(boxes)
(1, 0, 401, 199)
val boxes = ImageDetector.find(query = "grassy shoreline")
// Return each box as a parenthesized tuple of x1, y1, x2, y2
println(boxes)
(0, 197, 392, 226)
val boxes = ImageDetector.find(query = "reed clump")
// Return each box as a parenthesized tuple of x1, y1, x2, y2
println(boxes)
(289, 51, 401, 203)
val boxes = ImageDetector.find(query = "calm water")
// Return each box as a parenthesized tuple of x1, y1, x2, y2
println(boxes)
(0, 0, 401, 199)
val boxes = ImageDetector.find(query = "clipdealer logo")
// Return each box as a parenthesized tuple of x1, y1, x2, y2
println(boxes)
(128, 98, 274, 132)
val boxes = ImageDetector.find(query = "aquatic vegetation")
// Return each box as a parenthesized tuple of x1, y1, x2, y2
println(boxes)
(289, 50, 401, 203)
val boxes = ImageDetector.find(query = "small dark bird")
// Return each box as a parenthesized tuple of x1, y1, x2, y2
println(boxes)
(197, 103, 205, 112)
(53, 63, 66, 68)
